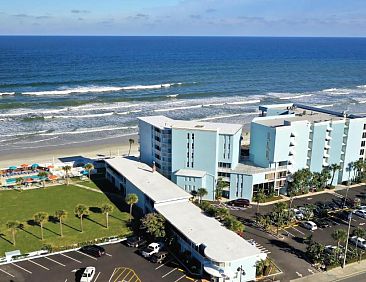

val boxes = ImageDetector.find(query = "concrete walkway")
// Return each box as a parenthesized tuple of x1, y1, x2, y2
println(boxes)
(255, 183, 365, 206)
(291, 260, 366, 281)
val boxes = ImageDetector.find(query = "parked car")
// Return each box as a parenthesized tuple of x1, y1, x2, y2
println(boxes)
(80, 245, 105, 257)
(290, 208, 304, 220)
(141, 243, 163, 258)
(353, 209, 366, 218)
(335, 210, 352, 222)
(80, 266, 96, 282)
(226, 198, 250, 208)
(150, 251, 168, 263)
(314, 218, 331, 229)
(324, 245, 344, 258)
(350, 236, 366, 249)
(301, 221, 317, 231)
(359, 205, 366, 211)
(125, 236, 147, 248)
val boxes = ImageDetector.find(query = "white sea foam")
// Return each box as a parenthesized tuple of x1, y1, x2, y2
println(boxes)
(197, 112, 258, 121)
(154, 105, 203, 112)
(2, 130, 49, 138)
(39, 126, 137, 136)
(45, 112, 115, 119)
(279, 94, 313, 100)
(226, 99, 260, 105)
(22, 83, 181, 96)
(0, 92, 15, 96)
(357, 85, 366, 89)
(75, 104, 140, 112)
(315, 104, 334, 108)
(166, 94, 179, 98)
(115, 110, 142, 115)
(322, 88, 338, 92)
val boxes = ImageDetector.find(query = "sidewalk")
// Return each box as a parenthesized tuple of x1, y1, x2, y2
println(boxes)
(255, 182, 365, 206)
(290, 260, 366, 281)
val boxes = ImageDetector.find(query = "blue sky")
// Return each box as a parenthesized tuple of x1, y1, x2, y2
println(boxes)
(0, 0, 365, 36)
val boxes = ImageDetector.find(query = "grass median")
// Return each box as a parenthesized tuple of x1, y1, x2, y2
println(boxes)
(0, 184, 131, 256)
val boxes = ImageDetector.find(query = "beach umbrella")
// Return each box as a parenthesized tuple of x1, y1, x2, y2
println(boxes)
(47, 165, 54, 169)
(8, 166, 17, 170)
(81, 170, 89, 175)
(31, 164, 39, 168)
(25, 178, 33, 183)
(20, 164, 29, 168)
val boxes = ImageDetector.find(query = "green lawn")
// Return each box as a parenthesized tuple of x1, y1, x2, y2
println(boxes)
(0, 185, 131, 256)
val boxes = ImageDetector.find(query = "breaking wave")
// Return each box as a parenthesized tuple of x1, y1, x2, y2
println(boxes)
(22, 83, 182, 96)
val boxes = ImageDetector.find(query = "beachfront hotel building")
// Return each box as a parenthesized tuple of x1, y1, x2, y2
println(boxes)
(138, 103, 366, 201)
(105, 157, 265, 282)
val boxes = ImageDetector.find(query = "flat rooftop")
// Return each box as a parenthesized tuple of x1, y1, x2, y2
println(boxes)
(156, 201, 262, 262)
(105, 157, 191, 204)
(256, 103, 364, 128)
(138, 115, 242, 135)
(174, 169, 207, 178)
(227, 160, 287, 175)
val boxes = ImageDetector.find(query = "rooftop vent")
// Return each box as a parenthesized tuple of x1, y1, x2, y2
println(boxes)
(195, 125, 204, 128)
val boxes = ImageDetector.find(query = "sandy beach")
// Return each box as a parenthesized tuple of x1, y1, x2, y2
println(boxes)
(0, 133, 139, 168)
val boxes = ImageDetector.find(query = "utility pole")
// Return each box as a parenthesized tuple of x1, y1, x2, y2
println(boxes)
(343, 212, 352, 268)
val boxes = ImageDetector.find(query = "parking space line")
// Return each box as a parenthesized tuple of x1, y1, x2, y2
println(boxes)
(119, 269, 132, 282)
(292, 227, 305, 235)
(29, 259, 50, 270)
(11, 263, 32, 274)
(108, 268, 117, 282)
(106, 253, 112, 257)
(174, 274, 186, 282)
(94, 271, 101, 281)
(61, 253, 82, 263)
(114, 268, 128, 282)
(162, 268, 177, 278)
(284, 229, 296, 237)
(122, 270, 134, 281)
(155, 259, 173, 270)
(76, 250, 98, 260)
(45, 256, 66, 267)
(0, 268, 15, 277)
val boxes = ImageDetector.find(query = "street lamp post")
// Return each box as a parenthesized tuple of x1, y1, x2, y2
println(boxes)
(237, 266, 246, 282)
(343, 180, 350, 209)
(342, 212, 352, 268)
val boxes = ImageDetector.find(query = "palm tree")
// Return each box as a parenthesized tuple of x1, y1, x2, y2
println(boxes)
(352, 160, 364, 180)
(84, 163, 94, 180)
(125, 194, 138, 221)
(15, 177, 23, 190)
(331, 229, 348, 249)
(101, 203, 114, 228)
(320, 168, 331, 189)
(74, 204, 89, 232)
(33, 212, 48, 240)
(196, 188, 208, 204)
(38, 171, 49, 188)
(329, 164, 341, 186)
(353, 227, 366, 256)
(55, 210, 67, 237)
(253, 188, 266, 214)
(62, 165, 72, 185)
(128, 138, 135, 156)
(272, 202, 288, 235)
(6, 221, 20, 245)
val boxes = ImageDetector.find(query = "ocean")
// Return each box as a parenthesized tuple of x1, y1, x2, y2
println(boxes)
(1, 36, 366, 153)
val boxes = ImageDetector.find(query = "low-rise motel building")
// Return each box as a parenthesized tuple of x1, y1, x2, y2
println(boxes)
(138, 103, 366, 201)
(105, 157, 265, 282)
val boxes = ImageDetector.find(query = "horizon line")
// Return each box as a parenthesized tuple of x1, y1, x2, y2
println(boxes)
(0, 34, 366, 38)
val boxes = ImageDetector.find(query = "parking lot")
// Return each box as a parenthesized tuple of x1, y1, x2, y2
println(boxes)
(232, 185, 366, 281)
(0, 242, 196, 282)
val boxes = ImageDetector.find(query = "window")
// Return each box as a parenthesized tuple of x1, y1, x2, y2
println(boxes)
(362, 141, 366, 147)
(187, 162, 190, 167)
(191, 162, 194, 168)
(363, 132, 366, 138)
(187, 143, 189, 149)
(187, 133, 190, 139)
(364, 124, 366, 130)
(192, 133, 194, 140)
(361, 149, 365, 156)
(187, 152, 189, 158)
(192, 143, 194, 149)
